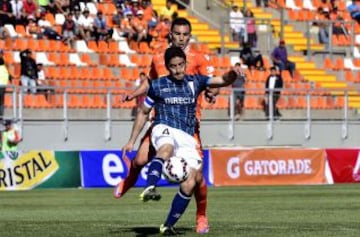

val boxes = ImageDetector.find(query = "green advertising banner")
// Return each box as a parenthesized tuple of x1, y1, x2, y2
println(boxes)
(0, 151, 80, 190)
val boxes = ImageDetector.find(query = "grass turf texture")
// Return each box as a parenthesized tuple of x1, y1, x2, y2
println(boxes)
(0, 185, 359, 237)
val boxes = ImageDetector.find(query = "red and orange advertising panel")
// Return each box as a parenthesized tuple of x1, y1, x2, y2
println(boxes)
(326, 149, 360, 183)
(211, 148, 328, 186)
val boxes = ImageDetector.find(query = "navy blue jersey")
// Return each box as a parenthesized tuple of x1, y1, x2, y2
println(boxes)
(144, 74, 210, 135)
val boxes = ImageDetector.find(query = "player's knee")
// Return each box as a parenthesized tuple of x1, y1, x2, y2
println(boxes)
(180, 170, 197, 195)
(156, 144, 174, 160)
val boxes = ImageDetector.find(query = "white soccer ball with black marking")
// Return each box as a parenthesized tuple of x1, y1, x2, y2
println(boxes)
(163, 156, 190, 183)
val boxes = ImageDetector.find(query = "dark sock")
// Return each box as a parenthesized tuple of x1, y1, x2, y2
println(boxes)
(146, 157, 164, 187)
(164, 189, 192, 227)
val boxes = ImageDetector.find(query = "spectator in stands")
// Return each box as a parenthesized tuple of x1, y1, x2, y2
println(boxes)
(20, 49, 37, 94)
(232, 62, 246, 120)
(347, 0, 360, 24)
(1, 119, 22, 152)
(69, 0, 81, 12)
(244, 9, 257, 48)
(229, 4, 244, 43)
(264, 66, 283, 119)
(318, 22, 329, 48)
(47, 0, 62, 15)
(155, 15, 171, 42)
(271, 40, 296, 78)
(93, 10, 114, 42)
(26, 15, 41, 38)
(130, 0, 141, 15)
(240, 41, 265, 71)
(331, 8, 347, 36)
(73, 6, 87, 40)
(10, 0, 27, 26)
(160, 0, 177, 20)
(0, 54, 10, 121)
(62, 12, 76, 47)
(112, 3, 124, 27)
(79, 8, 94, 41)
(57, 0, 70, 13)
(121, 10, 136, 41)
(113, 0, 125, 10)
(38, 11, 62, 40)
(149, 31, 167, 53)
(132, 9, 148, 43)
(140, 0, 153, 23)
(320, 0, 332, 14)
(256, 0, 268, 7)
(0, 23, 10, 40)
(147, 9, 158, 29)
(36, 63, 54, 100)
(0, 0, 13, 26)
(23, 0, 38, 19)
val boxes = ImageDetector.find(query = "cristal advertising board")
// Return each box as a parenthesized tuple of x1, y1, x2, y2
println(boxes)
(80, 150, 211, 188)
(0, 151, 80, 190)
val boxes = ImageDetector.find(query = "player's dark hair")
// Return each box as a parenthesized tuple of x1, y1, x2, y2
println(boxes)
(164, 47, 186, 69)
(171, 17, 192, 32)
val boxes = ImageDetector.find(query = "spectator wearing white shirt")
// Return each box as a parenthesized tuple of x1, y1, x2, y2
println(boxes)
(72, 6, 87, 40)
(38, 11, 62, 40)
(79, 8, 94, 41)
(229, 4, 244, 43)
(10, 0, 26, 26)
(264, 66, 283, 119)
(36, 63, 54, 100)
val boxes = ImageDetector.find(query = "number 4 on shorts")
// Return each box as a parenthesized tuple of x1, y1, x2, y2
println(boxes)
(162, 128, 170, 135)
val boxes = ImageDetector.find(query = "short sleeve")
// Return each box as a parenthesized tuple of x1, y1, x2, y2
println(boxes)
(195, 74, 210, 92)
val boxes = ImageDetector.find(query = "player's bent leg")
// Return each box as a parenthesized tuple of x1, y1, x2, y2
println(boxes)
(113, 138, 152, 199)
(194, 170, 209, 234)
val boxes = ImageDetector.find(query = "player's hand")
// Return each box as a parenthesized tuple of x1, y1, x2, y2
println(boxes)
(205, 89, 218, 104)
(121, 94, 134, 102)
(122, 142, 134, 160)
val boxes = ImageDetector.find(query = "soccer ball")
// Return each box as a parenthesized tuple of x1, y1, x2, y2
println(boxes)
(163, 156, 190, 183)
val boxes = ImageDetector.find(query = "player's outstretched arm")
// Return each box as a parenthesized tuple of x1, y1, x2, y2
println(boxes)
(207, 70, 238, 88)
(122, 104, 151, 159)
(122, 79, 150, 102)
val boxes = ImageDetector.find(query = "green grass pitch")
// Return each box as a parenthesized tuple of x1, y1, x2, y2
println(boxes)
(0, 185, 359, 237)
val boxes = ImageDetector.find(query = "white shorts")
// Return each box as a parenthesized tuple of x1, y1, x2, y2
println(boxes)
(151, 124, 202, 170)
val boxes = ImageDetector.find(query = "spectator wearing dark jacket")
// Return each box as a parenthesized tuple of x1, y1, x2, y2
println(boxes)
(20, 49, 37, 94)
(240, 42, 264, 70)
(264, 66, 283, 118)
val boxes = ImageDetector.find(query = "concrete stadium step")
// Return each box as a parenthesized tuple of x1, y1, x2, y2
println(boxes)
(318, 82, 348, 88)
(284, 38, 317, 45)
(197, 35, 230, 42)
(299, 69, 327, 76)
(304, 75, 337, 82)
(192, 30, 219, 35)
(293, 44, 325, 51)
(225, 0, 253, 7)
(296, 62, 317, 69)
(208, 42, 239, 49)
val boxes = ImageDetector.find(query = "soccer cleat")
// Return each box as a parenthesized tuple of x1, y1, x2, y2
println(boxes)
(160, 224, 178, 236)
(139, 185, 161, 202)
(113, 155, 131, 199)
(196, 215, 209, 234)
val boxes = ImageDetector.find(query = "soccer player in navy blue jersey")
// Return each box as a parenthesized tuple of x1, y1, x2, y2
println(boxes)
(121, 47, 237, 235)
